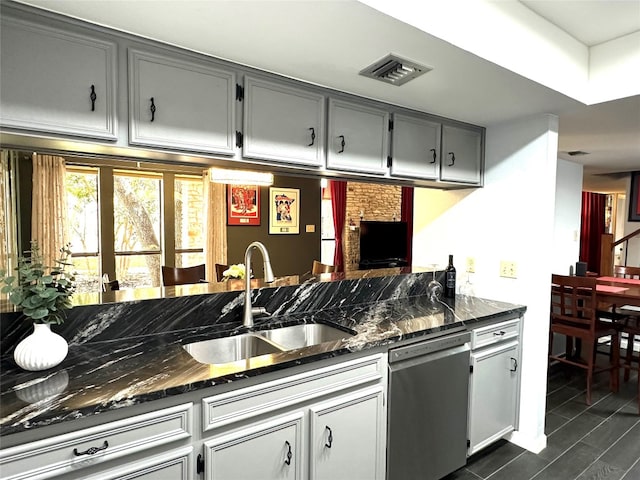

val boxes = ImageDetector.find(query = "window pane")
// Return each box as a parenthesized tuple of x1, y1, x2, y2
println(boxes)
(115, 253, 161, 289)
(66, 169, 99, 253)
(175, 176, 204, 250)
(176, 252, 205, 268)
(71, 255, 101, 294)
(321, 198, 335, 240)
(113, 173, 162, 252)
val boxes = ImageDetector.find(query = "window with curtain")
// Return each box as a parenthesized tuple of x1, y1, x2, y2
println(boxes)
(174, 175, 205, 267)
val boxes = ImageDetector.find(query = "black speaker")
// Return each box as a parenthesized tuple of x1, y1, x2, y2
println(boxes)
(575, 261, 587, 277)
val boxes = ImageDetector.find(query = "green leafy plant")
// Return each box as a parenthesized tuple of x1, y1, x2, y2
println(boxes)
(0, 241, 75, 324)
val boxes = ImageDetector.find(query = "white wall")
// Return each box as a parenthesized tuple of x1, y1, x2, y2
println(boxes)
(552, 159, 583, 275)
(413, 113, 560, 453)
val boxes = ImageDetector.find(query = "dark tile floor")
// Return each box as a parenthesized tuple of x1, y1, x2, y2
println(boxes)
(447, 358, 640, 480)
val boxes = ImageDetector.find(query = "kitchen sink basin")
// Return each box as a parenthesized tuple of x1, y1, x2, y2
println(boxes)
(257, 324, 354, 350)
(182, 333, 282, 365)
(182, 324, 355, 366)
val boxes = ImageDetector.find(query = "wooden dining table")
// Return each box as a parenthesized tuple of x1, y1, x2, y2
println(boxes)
(596, 276, 640, 309)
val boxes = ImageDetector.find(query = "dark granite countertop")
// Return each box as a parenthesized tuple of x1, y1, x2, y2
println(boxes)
(0, 293, 525, 438)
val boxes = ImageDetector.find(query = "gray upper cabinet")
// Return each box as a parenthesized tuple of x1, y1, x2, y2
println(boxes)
(243, 76, 325, 167)
(128, 49, 235, 155)
(440, 124, 483, 184)
(0, 16, 117, 140)
(327, 98, 389, 175)
(390, 113, 441, 180)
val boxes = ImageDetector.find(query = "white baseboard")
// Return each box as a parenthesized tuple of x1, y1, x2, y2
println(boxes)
(506, 430, 547, 454)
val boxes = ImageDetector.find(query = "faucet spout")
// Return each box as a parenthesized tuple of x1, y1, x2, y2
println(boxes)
(243, 241, 275, 328)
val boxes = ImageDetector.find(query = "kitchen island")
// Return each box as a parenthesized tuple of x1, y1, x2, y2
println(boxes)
(0, 269, 525, 479)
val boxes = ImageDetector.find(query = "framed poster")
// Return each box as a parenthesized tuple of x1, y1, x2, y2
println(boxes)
(629, 171, 640, 222)
(269, 187, 300, 234)
(227, 184, 260, 225)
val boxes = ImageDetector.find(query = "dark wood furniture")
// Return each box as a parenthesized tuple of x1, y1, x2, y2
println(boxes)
(549, 274, 620, 405)
(215, 264, 229, 282)
(161, 264, 206, 286)
(312, 260, 335, 274)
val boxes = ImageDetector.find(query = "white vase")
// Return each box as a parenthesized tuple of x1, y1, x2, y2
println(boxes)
(13, 323, 69, 371)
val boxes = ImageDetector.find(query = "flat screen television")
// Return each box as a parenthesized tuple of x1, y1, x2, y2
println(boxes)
(359, 221, 408, 266)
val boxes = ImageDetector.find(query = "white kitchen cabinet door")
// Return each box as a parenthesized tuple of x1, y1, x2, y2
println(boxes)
(243, 76, 325, 167)
(83, 447, 193, 480)
(309, 386, 385, 480)
(327, 98, 389, 175)
(0, 16, 117, 140)
(128, 49, 235, 155)
(390, 113, 441, 180)
(205, 411, 305, 480)
(440, 124, 483, 184)
(468, 340, 519, 455)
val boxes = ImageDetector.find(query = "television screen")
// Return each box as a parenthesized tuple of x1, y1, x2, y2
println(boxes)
(359, 221, 408, 263)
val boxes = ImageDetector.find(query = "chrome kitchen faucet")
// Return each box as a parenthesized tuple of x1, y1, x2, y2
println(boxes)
(243, 241, 275, 328)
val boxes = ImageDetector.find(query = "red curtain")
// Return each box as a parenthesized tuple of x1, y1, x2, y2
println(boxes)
(579, 192, 606, 273)
(330, 180, 347, 272)
(401, 186, 414, 266)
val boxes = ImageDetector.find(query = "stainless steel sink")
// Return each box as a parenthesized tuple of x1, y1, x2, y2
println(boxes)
(182, 333, 282, 365)
(257, 324, 354, 350)
(182, 324, 355, 365)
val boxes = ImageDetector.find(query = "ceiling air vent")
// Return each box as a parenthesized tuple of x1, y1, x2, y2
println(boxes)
(359, 54, 432, 86)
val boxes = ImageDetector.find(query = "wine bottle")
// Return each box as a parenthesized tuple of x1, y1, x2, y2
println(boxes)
(445, 254, 456, 298)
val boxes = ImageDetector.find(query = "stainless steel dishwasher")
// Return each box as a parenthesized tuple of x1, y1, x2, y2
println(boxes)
(387, 329, 471, 480)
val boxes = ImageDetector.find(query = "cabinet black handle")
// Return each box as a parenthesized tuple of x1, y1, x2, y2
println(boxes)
(196, 453, 205, 474)
(510, 357, 518, 372)
(430, 148, 436, 164)
(284, 440, 293, 465)
(493, 331, 506, 336)
(338, 135, 345, 153)
(308, 127, 316, 146)
(448, 152, 455, 166)
(150, 97, 156, 122)
(73, 440, 108, 456)
(89, 85, 97, 112)
(325, 426, 333, 448)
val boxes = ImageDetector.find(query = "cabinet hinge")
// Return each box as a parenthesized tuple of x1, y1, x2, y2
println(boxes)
(469, 364, 474, 374)
(197, 453, 204, 474)
(236, 84, 244, 101)
(387, 156, 392, 168)
(388, 119, 394, 131)
(467, 439, 471, 448)
(236, 130, 243, 148)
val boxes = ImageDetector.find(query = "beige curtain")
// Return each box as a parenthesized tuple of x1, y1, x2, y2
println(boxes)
(0, 150, 19, 276)
(203, 170, 227, 281)
(31, 153, 67, 268)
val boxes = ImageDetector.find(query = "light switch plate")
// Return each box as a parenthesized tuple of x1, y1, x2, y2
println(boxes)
(305, 224, 315, 233)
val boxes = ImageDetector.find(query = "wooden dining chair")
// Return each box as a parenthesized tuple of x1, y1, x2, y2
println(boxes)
(215, 263, 229, 282)
(549, 274, 620, 405)
(161, 264, 206, 286)
(612, 266, 640, 390)
(312, 260, 335, 275)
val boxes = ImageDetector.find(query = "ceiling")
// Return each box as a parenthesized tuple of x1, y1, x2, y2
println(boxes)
(9, 0, 640, 193)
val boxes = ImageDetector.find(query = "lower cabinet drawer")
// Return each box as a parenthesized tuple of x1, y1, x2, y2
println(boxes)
(0, 403, 192, 480)
(470, 318, 520, 350)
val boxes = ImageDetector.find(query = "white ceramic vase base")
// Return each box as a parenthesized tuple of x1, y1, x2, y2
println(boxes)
(14, 323, 69, 371)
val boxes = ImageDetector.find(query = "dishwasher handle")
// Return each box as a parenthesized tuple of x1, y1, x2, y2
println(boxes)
(389, 331, 471, 364)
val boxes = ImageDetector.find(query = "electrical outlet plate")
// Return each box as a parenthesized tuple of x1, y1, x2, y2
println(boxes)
(500, 260, 518, 279)
(466, 257, 476, 273)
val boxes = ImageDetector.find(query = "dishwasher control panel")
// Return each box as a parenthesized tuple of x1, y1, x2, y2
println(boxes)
(389, 330, 471, 363)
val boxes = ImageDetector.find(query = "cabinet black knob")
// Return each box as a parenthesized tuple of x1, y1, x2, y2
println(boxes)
(150, 97, 156, 122)
(89, 85, 97, 112)
(338, 135, 345, 153)
(325, 425, 333, 448)
(430, 148, 436, 164)
(308, 127, 316, 146)
(73, 440, 108, 456)
(448, 152, 455, 166)
(284, 440, 293, 465)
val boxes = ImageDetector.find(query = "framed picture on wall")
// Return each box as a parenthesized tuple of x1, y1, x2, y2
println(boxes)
(629, 171, 640, 222)
(269, 187, 300, 234)
(227, 184, 260, 226)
